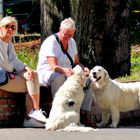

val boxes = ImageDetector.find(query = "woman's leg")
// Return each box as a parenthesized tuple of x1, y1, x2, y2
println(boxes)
(50, 73, 66, 97)
(25, 93, 34, 115)
(80, 87, 96, 127)
(81, 87, 93, 111)
(25, 71, 40, 112)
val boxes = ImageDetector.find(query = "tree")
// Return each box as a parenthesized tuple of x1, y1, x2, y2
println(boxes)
(40, 0, 71, 41)
(76, 0, 131, 78)
(40, 0, 131, 78)
(129, 0, 140, 44)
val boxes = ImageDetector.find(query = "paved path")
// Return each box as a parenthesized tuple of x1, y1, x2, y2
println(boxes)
(0, 126, 140, 140)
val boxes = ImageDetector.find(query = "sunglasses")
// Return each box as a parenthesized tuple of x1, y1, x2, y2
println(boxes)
(5, 25, 16, 31)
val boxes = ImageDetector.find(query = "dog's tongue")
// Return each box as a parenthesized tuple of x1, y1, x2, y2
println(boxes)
(92, 77, 97, 82)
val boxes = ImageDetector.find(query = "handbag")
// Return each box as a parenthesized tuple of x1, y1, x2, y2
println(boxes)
(0, 69, 8, 86)
(54, 33, 75, 68)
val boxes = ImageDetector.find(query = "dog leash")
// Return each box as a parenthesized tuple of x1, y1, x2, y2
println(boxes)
(54, 33, 91, 90)
(54, 33, 75, 68)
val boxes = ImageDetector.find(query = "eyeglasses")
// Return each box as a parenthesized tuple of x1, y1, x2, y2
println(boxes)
(5, 25, 16, 31)
(62, 31, 74, 37)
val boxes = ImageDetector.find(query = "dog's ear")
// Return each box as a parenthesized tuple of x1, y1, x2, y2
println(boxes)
(104, 68, 109, 81)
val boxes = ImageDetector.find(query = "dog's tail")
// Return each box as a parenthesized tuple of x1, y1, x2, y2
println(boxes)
(57, 123, 98, 132)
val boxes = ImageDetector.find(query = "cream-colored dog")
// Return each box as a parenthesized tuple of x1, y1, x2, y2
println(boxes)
(45, 65, 95, 132)
(90, 66, 140, 128)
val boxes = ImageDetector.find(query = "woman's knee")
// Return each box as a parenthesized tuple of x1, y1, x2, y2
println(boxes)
(51, 75, 66, 90)
(51, 74, 66, 97)
(84, 87, 93, 99)
(26, 72, 40, 95)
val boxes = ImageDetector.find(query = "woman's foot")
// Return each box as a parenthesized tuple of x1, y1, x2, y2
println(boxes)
(28, 109, 47, 123)
(23, 117, 45, 128)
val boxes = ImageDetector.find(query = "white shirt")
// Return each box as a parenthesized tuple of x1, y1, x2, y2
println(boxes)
(36, 34, 78, 85)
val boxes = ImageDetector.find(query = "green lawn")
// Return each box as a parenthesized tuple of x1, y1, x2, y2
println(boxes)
(15, 41, 140, 82)
(116, 50, 140, 82)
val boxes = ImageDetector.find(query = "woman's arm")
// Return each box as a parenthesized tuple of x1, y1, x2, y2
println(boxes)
(74, 54, 90, 76)
(8, 43, 25, 72)
(47, 56, 74, 77)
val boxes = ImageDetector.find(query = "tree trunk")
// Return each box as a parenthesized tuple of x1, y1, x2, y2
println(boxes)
(40, 0, 131, 78)
(76, 0, 131, 78)
(40, 0, 71, 41)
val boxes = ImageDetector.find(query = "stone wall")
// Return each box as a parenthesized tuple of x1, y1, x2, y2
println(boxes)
(0, 90, 25, 127)
(0, 87, 140, 127)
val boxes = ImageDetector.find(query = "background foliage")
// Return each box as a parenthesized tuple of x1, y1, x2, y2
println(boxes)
(129, 0, 140, 44)
(13, 0, 140, 81)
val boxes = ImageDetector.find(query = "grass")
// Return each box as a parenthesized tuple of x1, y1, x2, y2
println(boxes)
(14, 39, 140, 82)
(116, 48, 140, 82)
(17, 49, 39, 69)
(14, 39, 40, 69)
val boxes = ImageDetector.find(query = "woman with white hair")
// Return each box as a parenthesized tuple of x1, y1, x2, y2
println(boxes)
(0, 16, 47, 127)
(37, 17, 95, 127)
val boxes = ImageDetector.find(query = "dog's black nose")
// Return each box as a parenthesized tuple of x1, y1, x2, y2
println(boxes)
(93, 72, 96, 76)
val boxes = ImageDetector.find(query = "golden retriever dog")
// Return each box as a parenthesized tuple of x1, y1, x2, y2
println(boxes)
(90, 66, 140, 128)
(45, 65, 95, 132)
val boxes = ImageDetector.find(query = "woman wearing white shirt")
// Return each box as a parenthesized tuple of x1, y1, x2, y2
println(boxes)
(37, 17, 95, 127)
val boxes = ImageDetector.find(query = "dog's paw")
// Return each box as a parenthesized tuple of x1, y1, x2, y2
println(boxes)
(96, 122, 107, 128)
(108, 123, 117, 128)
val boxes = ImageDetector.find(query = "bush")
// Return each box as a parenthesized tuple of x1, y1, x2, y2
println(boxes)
(14, 39, 40, 69)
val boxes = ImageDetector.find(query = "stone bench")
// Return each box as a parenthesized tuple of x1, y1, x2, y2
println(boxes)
(0, 87, 140, 127)
(0, 90, 25, 127)
(0, 86, 52, 127)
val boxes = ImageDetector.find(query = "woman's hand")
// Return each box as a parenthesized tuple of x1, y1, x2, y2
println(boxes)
(24, 66, 36, 80)
(83, 67, 90, 77)
(62, 67, 74, 77)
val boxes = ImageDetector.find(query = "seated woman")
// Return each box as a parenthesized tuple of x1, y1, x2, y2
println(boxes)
(0, 16, 47, 127)
(37, 17, 95, 127)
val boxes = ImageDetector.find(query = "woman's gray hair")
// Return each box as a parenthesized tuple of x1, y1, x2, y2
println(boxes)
(60, 17, 76, 30)
(0, 16, 18, 33)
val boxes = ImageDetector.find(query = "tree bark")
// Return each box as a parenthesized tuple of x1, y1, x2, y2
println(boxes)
(40, 0, 71, 41)
(40, 0, 131, 78)
(76, 0, 131, 78)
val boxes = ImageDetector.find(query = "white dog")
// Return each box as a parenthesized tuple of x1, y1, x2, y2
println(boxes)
(45, 65, 95, 132)
(90, 66, 140, 128)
